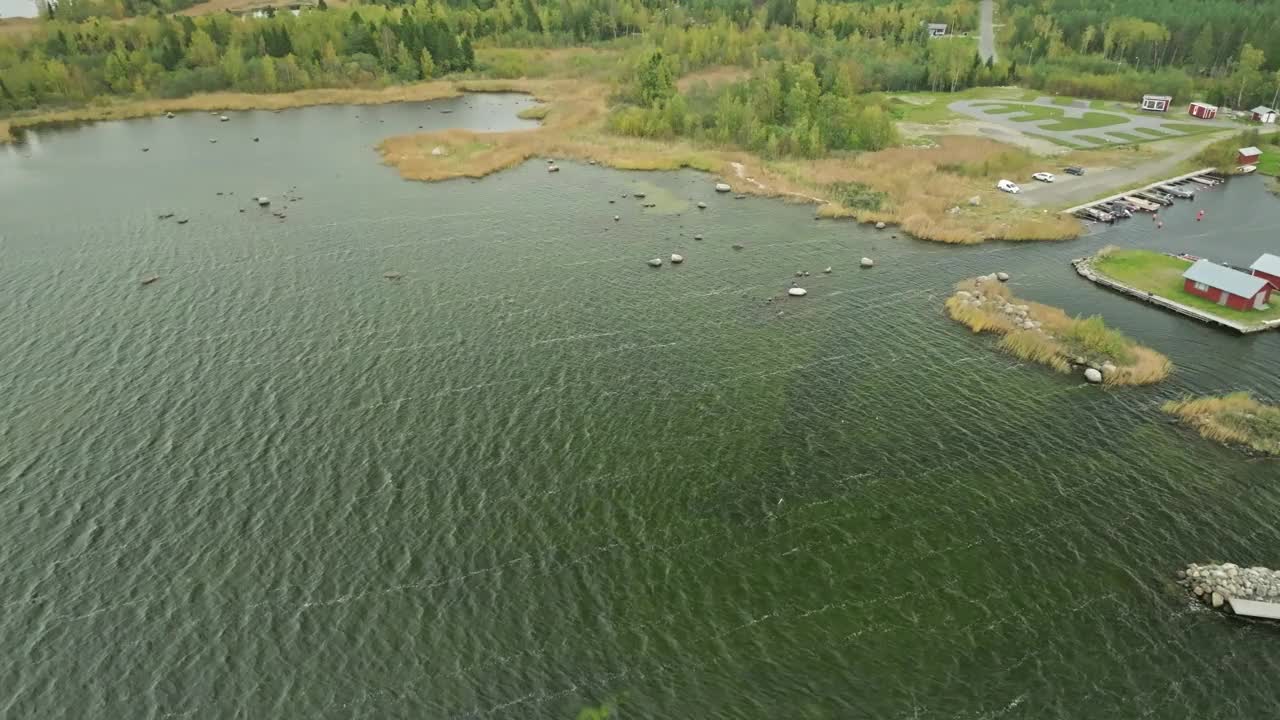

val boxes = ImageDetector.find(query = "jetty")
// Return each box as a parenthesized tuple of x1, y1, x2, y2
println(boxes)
(1180, 563, 1280, 621)
(1072, 256, 1280, 334)
(1063, 167, 1219, 218)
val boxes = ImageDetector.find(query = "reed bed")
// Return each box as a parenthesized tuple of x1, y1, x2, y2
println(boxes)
(1162, 393, 1280, 456)
(945, 277, 1172, 384)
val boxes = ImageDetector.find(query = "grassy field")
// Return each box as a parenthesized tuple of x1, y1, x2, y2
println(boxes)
(1256, 144, 1280, 176)
(945, 276, 1171, 384)
(883, 87, 1026, 124)
(1163, 393, 1280, 456)
(1105, 131, 1146, 143)
(972, 102, 1129, 131)
(1092, 248, 1280, 324)
(1161, 122, 1219, 134)
(1132, 127, 1170, 138)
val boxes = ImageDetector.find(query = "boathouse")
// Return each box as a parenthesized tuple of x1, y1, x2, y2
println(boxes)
(1238, 146, 1262, 165)
(1251, 106, 1278, 124)
(1141, 94, 1172, 112)
(1250, 253, 1280, 290)
(1187, 102, 1218, 120)
(1183, 260, 1273, 311)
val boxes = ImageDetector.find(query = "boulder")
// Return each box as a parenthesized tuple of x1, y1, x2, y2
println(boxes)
(1211, 592, 1225, 608)
(257, 196, 271, 206)
(788, 288, 807, 297)
(947, 206, 961, 215)
(732, 243, 745, 250)
(874, 221, 886, 230)
(547, 165, 560, 173)
(697, 202, 707, 209)
(796, 271, 804, 277)
(715, 183, 732, 193)
(219, 115, 229, 122)
(694, 234, 704, 240)
(633, 192, 646, 199)
(614, 215, 620, 222)
(209, 138, 217, 143)
(648, 258, 663, 267)
(431, 146, 448, 156)
(383, 271, 403, 280)
(968, 195, 981, 206)
(996, 271, 1010, 281)
(860, 257, 874, 268)
(823, 267, 833, 274)
(165, 111, 175, 119)
(1084, 368, 1103, 383)
(670, 254, 684, 264)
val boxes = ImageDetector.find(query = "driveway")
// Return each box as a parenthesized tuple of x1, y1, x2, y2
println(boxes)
(949, 96, 1234, 148)
(978, 0, 996, 62)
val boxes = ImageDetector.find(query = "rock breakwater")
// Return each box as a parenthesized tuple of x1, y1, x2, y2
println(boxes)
(1179, 563, 1280, 611)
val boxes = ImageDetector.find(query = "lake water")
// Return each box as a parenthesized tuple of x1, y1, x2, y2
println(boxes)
(3, 94, 1279, 718)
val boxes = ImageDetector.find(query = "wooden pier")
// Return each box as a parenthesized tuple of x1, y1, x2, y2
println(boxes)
(1072, 257, 1280, 335)
(1063, 167, 1218, 215)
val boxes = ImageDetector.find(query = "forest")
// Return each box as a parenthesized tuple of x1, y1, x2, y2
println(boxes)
(3, 0, 1280, 153)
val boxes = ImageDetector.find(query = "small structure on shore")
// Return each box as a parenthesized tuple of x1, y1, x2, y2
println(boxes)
(1140, 94, 1172, 112)
(1249, 253, 1280, 290)
(1238, 146, 1263, 166)
(1179, 563, 1280, 618)
(1182, 259, 1272, 311)
(1251, 106, 1278, 124)
(1187, 101, 1217, 120)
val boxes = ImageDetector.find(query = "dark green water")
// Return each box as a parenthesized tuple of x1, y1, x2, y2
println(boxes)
(3, 96, 1279, 719)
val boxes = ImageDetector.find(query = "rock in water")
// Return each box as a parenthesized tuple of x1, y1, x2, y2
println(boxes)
(874, 221, 886, 229)
(1212, 592, 1225, 608)
(648, 258, 663, 267)
(823, 267, 833, 274)
(697, 202, 707, 209)
(257, 196, 270, 206)
(694, 234, 704, 241)
(140, 275, 160, 286)
(614, 215, 620, 222)
(788, 288, 807, 297)
(997, 271, 1010, 281)
(383, 271, 404, 280)
(219, 115, 229, 122)
(1084, 368, 1103, 383)
(633, 192, 646, 199)
(732, 244, 745, 250)
(715, 183, 732, 193)
(860, 257, 874, 268)
(165, 111, 175, 119)
(547, 165, 560, 173)
(670, 254, 684, 264)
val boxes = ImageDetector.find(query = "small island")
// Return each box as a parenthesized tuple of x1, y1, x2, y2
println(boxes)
(1162, 393, 1280, 456)
(945, 275, 1172, 385)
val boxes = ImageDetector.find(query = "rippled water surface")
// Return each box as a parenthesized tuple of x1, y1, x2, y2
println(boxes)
(3, 95, 1279, 718)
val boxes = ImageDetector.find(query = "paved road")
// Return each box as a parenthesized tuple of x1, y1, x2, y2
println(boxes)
(949, 96, 1235, 148)
(979, 0, 996, 62)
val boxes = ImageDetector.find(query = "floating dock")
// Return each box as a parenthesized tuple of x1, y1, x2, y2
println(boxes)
(1072, 256, 1280, 335)
(1063, 167, 1219, 216)
(1228, 598, 1280, 621)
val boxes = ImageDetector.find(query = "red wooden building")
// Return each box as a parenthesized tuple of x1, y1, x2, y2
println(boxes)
(1238, 146, 1262, 165)
(1183, 259, 1272, 311)
(1250, 253, 1280, 290)
(1141, 94, 1172, 112)
(1187, 101, 1218, 120)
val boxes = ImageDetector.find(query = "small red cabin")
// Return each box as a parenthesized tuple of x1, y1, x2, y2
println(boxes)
(1188, 102, 1218, 120)
(1238, 146, 1262, 165)
(1183, 259, 1272, 311)
(1141, 94, 1172, 112)
(1250, 253, 1280, 290)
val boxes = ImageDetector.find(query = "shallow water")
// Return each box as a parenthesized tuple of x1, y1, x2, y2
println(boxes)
(2, 95, 1279, 718)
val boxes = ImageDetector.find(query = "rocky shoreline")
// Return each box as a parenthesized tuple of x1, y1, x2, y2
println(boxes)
(1178, 563, 1280, 612)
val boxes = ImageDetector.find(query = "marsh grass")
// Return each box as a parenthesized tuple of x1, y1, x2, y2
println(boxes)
(945, 277, 1171, 384)
(1163, 393, 1280, 456)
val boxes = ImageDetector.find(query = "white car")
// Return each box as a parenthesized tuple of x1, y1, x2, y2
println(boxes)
(1032, 172, 1056, 183)
(997, 179, 1021, 194)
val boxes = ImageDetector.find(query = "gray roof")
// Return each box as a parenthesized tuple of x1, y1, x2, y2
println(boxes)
(1144, 94, 1172, 100)
(1184, 259, 1270, 298)
(1251, 106, 1275, 114)
(1250, 253, 1280, 277)
(1239, 146, 1262, 155)
(928, 23, 947, 30)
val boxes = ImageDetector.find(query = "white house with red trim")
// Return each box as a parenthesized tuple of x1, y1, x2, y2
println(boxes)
(1141, 94, 1172, 112)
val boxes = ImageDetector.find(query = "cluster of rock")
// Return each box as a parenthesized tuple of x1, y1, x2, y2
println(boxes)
(1178, 563, 1280, 611)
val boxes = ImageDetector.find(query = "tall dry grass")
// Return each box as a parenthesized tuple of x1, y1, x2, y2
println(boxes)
(1163, 393, 1280, 456)
(945, 276, 1171, 384)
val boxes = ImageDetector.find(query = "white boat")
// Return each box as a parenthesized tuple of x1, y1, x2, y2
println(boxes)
(1234, 165, 1257, 175)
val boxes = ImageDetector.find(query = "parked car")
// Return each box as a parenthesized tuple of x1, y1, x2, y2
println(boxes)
(1032, 172, 1056, 183)
(1064, 166, 1085, 176)
(996, 179, 1021, 194)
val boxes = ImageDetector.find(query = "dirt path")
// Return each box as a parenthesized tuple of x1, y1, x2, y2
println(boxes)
(729, 161, 826, 204)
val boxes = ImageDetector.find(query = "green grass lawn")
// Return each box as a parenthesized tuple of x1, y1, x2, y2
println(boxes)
(1093, 249, 1280, 324)
(1161, 122, 1219, 134)
(1040, 111, 1129, 131)
(971, 102, 1129, 130)
(1024, 131, 1081, 149)
(1132, 127, 1170, 138)
(1105, 131, 1146, 143)
(1256, 144, 1280, 176)
(1073, 135, 1109, 145)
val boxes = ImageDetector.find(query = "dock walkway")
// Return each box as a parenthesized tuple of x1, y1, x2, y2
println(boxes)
(1072, 257, 1280, 335)
(1063, 168, 1218, 215)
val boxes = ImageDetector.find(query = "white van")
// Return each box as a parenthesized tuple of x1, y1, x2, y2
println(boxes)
(997, 179, 1021, 194)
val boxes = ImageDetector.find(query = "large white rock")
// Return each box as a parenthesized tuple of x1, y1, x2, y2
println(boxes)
(874, 221, 886, 229)
(647, 258, 663, 267)
(860, 257, 874, 268)
(788, 288, 807, 297)
(697, 201, 707, 209)
(257, 196, 270, 206)
(996, 271, 1010, 281)
(219, 115, 229, 122)
(715, 183, 732, 193)
(1084, 368, 1103, 383)
(670, 254, 684, 264)
(431, 146, 448, 156)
